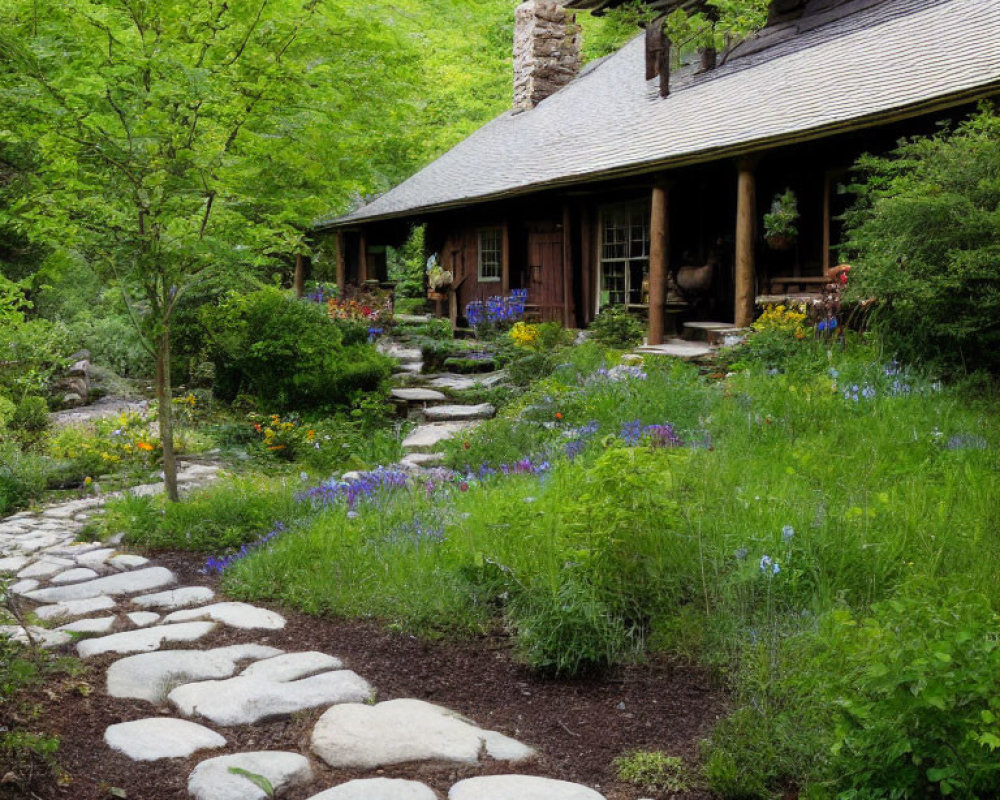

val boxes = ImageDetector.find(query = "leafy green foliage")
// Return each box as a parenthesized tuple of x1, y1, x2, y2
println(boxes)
(614, 750, 689, 793)
(843, 106, 1000, 374)
(203, 288, 392, 412)
(588, 306, 645, 349)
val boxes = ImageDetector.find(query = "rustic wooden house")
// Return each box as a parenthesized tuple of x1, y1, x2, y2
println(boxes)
(315, 0, 1000, 344)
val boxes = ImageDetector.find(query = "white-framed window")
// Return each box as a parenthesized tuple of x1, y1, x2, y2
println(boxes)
(478, 227, 502, 282)
(599, 202, 649, 308)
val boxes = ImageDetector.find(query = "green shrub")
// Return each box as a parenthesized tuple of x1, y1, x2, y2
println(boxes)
(10, 396, 49, 435)
(588, 305, 645, 349)
(0, 443, 47, 514)
(843, 105, 1000, 374)
(203, 287, 393, 411)
(614, 751, 689, 793)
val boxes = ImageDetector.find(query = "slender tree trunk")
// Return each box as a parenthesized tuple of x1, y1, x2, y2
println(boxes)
(155, 319, 179, 502)
(293, 253, 305, 298)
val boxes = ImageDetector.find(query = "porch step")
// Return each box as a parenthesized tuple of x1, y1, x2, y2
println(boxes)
(682, 321, 736, 342)
(423, 404, 495, 423)
(401, 422, 476, 453)
(634, 339, 713, 361)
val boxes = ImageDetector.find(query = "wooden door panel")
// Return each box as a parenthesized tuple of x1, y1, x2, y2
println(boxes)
(526, 230, 563, 322)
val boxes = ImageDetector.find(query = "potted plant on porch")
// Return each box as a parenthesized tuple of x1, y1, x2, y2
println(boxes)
(763, 188, 799, 251)
(425, 254, 452, 301)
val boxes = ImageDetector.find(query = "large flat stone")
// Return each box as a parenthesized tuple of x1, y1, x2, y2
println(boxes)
(399, 452, 446, 470)
(240, 652, 343, 682)
(131, 586, 214, 610)
(311, 698, 534, 769)
(305, 779, 437, 800)
(76, 548, 117, 567)
(107, 644, 283, 702)
(17, 557, 75, 579)
(401, 422, 474, 453)
(57, 616, 117, 635)
(0, 556, 29, 574)
(50, 567, 100, 584)
(109, 554, 149, 570)
(379, 344, 423, 364)
(162, 602, 285, 631)
(33, 595, 118, 621)
(449, 776, 606, 800)
(634, 339, 713, 361)
(77, 621, 216, 659)
(0, 625, 73, 649)
(105, 718, 225, 761)
(23, 566, 176, 604)
(170, 667, 371, 726)
(423, 404, 495, 422)
(391, 388, 447, 403)
(188, 752, 312, 800)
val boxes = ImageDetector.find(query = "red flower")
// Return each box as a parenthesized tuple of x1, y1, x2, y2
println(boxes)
(459, 482, 469, 492)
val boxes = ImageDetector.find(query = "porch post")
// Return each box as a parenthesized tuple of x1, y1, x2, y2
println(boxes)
(562, 203, 573, 328)
(335, 232, 346, 297)
(358, 230, 369, 284)
(648, 179, 670, 346)
(734, 157, 758, 328)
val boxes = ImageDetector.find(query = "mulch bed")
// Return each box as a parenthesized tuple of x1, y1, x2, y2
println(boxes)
(21, 551, 726, 800)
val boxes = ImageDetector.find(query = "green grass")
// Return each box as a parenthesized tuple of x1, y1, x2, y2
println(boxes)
(105, 333, 1000, 798)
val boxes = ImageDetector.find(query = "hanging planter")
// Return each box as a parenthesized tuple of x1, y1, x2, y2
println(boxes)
(765, 232, 796, 251)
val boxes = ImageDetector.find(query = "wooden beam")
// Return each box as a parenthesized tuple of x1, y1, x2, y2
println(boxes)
(648, 181, 671, 345)
(501, 220, 511, 296)
(335, 232, 346, 297)
(734, 158, 758, 328)
(562, 203, 573, 327)
(358, 230, 369, 284)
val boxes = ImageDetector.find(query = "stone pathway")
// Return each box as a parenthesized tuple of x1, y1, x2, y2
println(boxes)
(379, 337, 504, 472)
(0, 371, 608, 798)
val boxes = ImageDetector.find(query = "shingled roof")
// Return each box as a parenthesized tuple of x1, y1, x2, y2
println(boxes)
(317, 0, 1000, 230)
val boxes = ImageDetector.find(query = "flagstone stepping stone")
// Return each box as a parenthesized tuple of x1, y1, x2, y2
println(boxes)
(0, 625, 73, 649)
(395, 362, 423, 375)
(402, 422, 475, 452)
(306, 779, 437, 800)
(109, 554, 149, 570)
(162, 602, 286, 631)
(14, 536, 63, 553)
(132, 586, 214, 610)
(105, 718, 226, 761)
(46, 542, 106, 557)
(239, 651, 342, 682)
(399, 452, 446, 470)
(423, 404, 495, 422)
(170, 666, 371, 726)
(188, 751, 313, 800)
(34, 595, 118, 621)
(18, 556, 75, 579)
(0, 556, 29, 573)
(24, 566, 176, 603)
(449, 776, 606, 800)
(77, 621, 216, 659)
(391, 388, 447, 403)
(310, 698, 535, 769)
(50, 567, 101, 584)
(380, 344, 423, 363)
(76, 546, 117, 564)
(57, 616, 117, 635)
(107, 644, 283, 702)
(126, 611, 160, 627)
(10, 579, 39, 595)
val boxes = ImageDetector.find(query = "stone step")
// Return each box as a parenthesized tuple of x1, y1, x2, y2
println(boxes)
(633, 339, 713, 361)
(399, 452, 447, 470)
(426, 372, 507, 391)
(707, 326, 750, 347)
(390, 388, 448, 404)
(394, 313, 433, 324)
(682, 321, 736, 341)
(423, 404, 495, 423)
(393, 362, 423, 376)
(401, 422, 475, 453)
(379, 343, 423, 363)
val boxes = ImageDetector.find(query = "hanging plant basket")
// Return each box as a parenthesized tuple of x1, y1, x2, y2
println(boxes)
(427, 290, 447, 301)
(766, 233, 796, 251)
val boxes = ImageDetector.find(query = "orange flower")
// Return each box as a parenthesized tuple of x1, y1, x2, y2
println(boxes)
(555, 412, 563, 420)
(267, 445, 286, 451)
(136, 441, 155, 452)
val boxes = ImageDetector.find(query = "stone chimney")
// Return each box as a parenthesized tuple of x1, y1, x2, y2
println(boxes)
(513, 0, 582, 114)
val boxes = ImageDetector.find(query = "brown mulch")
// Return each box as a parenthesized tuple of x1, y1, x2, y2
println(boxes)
(20, 552, 726, 800)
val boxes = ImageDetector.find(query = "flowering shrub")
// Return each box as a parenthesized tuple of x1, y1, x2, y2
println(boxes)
(248, 413, 315, 460)
(510, 321, 540, 350)
(752, 304, 807, 338)
(48, 409, 161, 470)
(465, 289, 528, 333)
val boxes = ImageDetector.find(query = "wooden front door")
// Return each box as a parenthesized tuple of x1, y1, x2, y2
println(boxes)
(525, 224, 563, 322)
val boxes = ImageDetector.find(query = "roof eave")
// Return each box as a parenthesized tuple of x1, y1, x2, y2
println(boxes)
(313, 79, 1000, 233)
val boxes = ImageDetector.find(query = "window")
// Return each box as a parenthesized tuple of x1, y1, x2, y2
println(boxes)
(478, 228, 502, 282)
(599, 203, 649, 308)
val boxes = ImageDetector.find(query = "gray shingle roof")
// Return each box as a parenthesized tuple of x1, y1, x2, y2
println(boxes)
(319, 0, 1000, 230)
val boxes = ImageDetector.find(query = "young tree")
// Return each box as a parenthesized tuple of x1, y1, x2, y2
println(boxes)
(0, 0, 417, 499)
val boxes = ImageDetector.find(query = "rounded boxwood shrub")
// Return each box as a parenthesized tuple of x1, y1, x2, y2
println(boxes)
(203, 288, 393, 411)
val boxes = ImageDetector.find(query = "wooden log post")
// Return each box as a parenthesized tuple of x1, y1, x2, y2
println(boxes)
(335, 232, 346, 298)
(358, 230, 369, 285)
(293, 253, 305, 298)
(734, 158, 758, 328)
(562, 203, 573, 328)
(648, 180, 670, 346)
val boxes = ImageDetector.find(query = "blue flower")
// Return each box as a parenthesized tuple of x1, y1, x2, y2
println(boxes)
(760, 555, 780, 576)
(782, 525, 794, 542)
